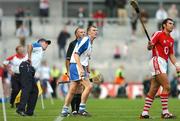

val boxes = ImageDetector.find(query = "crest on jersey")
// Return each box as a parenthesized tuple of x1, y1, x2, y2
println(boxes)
(163, 40, 166, 43)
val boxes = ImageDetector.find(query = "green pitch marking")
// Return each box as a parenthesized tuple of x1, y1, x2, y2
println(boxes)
(0, 98, 180, 121)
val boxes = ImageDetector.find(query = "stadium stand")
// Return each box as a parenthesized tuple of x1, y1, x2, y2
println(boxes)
(0, 0, 180, 83)
(0, 17, 179, 82)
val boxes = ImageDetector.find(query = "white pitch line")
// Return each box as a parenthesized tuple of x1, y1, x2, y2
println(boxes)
(54, 116, 64, 121)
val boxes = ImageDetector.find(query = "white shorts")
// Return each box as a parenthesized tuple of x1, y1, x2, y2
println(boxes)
(149, 56, 167, 76)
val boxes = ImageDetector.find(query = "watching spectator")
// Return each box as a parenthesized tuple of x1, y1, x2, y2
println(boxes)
(93, 9, 106, 37)
(105, 0, 116, 18)
(16, 24, 29, 46)
(15, 7, 25, 31)
(39, 0, 49, 24)
(77, 7, 85, 28)
(168, 4, 178, 22)
(116, 0, 127, 25)
(57, 27, 71, 59)
(155, 4, 168, 30)
(25, 8, 33, 36)
(0, 8, 3, 37)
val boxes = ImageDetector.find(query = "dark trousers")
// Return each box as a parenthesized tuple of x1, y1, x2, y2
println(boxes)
(51, 77, 57, 98)
(10, 73, 21, 106)
(17, 61, 38, 114)
(71, 94, 81, 112)
(58, 46, 66, 58)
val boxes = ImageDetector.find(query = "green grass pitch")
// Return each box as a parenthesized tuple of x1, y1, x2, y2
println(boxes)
(0, 98, 180, 121)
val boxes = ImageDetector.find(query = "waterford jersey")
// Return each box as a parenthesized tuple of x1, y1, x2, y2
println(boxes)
(70, 36, 92, 66)
(26, 42, 44, 70)
(151, 31, 174, 61)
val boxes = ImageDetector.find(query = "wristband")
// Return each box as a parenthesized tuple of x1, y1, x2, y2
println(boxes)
(175, 62, 180, 67)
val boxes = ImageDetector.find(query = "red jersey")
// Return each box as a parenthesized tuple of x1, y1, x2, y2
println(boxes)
(151, 31, 174, 61)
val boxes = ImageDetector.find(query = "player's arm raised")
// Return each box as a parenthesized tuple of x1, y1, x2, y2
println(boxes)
(27, 44, 33, 63)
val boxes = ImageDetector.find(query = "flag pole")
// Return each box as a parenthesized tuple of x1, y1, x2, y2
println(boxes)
(0, 77, 7, 121)
(40, 94, 45, 110)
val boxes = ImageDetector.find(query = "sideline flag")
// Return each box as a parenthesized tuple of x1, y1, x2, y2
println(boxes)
(0, 77, 7, 121)
(14, 80, 43, 104)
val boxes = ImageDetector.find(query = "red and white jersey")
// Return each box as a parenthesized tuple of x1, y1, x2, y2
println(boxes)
(151, 31, 174, 61)
(3, 54, 27, 74)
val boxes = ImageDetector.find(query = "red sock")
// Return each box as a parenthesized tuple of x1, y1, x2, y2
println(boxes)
(142, 95, 154, 116)
(160, 93, 169, 114)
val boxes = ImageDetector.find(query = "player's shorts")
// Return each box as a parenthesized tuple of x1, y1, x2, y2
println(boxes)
(69, 63, 88, 82)
(149, 56, 167, 76)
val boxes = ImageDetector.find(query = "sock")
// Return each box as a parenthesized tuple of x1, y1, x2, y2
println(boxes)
(75, 94, 81, 112)
(61, 106, 69, 114)
(160, 93, 169, 114)
(79, 103, 86, 112)
(142, 95, 154, 116)
(71, 96, 76, 112)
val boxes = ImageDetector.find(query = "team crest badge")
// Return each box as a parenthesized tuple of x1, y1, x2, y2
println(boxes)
(163, 40, 166, 43)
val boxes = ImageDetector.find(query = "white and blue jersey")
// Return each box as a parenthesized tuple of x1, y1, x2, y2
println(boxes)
(69, 36, 92, 81)
(70, 36, 92, 66)
(25, 42, 44, 70)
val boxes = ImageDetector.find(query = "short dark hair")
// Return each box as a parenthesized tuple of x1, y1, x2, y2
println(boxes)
(87, 25, 97, 33)
(162, 18, 174, 29)
(15, 45, 23, 52)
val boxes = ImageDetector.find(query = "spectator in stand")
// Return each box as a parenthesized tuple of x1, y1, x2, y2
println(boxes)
(171, 22, 180, 57)
(141, 8, 149, 24)
(129, 7, 138, 41)
(168, 4, 178, 22)
(116, 0, 127, 25)
(77, 7, 85, 28)
(0, 7, 3, 37)
(50, 65, 61, 98)
(57, 27, 71, 59)
(121, 43, 128, 59)
(36, 60, 51, 98)
(90, 68, 102, 98)
(15, 7, 25, 31)
(105, 0, 116, 18)
(16, 24, 29, 46)
(93, 9, 106, 37)
(25, 8, 33, 36)
(39, 0, 49, 24)
(155, 4, 168, 30)
(114, 65, 125, 85)
(140, 8, 149, 34)
(113, 45, 121, 59)
(114, 65, 127, 98)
